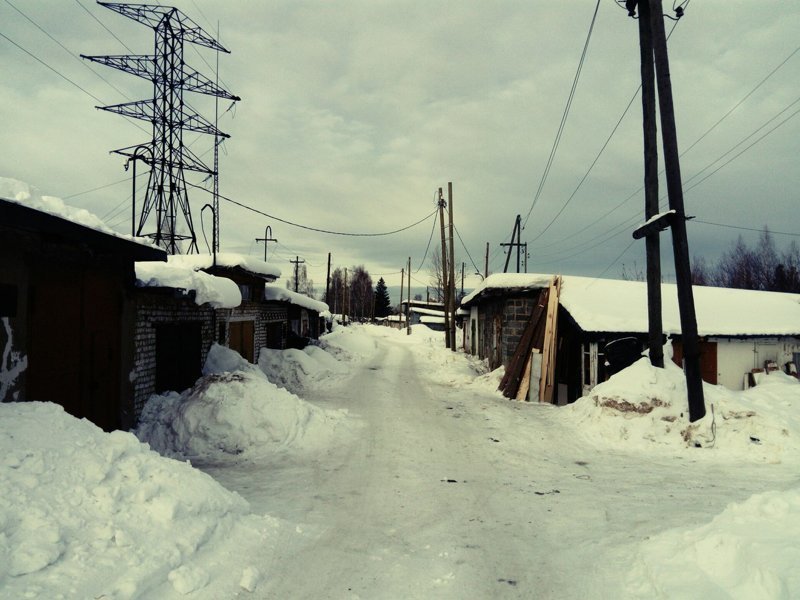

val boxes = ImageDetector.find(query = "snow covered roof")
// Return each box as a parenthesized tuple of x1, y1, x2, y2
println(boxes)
(0, 176, 158, 251)
(135, 260, 241, 308)
(462, 273, 800, 337)
(410, 306, 445, 317)
(168, 253, 281, 280)
(263, 283, 329, 313)
(420, 315, 446, 324)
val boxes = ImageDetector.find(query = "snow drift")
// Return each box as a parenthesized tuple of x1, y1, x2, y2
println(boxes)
(563, 357, 800, 462)
(135, 344, 351, 460)
(0, 401, 279, 599)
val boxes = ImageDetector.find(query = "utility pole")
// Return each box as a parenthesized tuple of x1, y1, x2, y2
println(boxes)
(255, 226, 277, 262)
(447, 182, 457, 351)
(484, 242, 489, 279)
(407, 256, 412, 335)
(325, 252, 332, 307)
(399, 268, 405, 330)
(501, 215, 524, 273)
(344, 267, 349, 325)
(290, 256, 305, 293)
(635, 0, 665, 369)
(461, 262, 465, 298)
(635, 0, 704, 420)
(438, 188, 451, 348)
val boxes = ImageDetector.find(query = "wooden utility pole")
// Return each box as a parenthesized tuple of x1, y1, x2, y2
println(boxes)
(636, 0, 665, 369)
(501, 215, 524, 273)
(399, 268, 405, 329)
(461, 262, 465, 298)
(255, 226, 277, 262)
(484, 242, 489, 279)
(325, 252, 332, 307)
(290, 256, 305, 293)
(648, 0, 705, 421)
(407, 256, 412, 335)
(438, 188, 451, 348)
(447, 182, 456, 351)
(343, 267, 349, 325)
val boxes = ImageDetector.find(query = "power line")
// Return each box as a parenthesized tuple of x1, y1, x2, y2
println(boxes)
(186, 181, 437, 237)
(453, 223, 481, 275)
(525, 17, 686, 247)
(692, 220, 800, 238)
(74, 0, 135, 54)
(414, 200, 438, 272)
(5, 0, 134, 102)
(530, 69, 800, 260)
(681, 43, 800, 157)
(522, 0, 601, 230)
(0, 28, 149, 135)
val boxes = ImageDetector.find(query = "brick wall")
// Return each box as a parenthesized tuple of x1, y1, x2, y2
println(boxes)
(132, 292, 215, 419)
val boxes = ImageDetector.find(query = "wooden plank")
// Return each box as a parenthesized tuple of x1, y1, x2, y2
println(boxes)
(528, 349, 542, 402)
(543, 275, 562, 403)
(539, 275, 561, 403)
(515, 351, 534, 401)
(498, 288, 549, 398)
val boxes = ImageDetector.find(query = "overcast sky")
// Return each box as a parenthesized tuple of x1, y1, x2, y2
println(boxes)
(2, 1, 799, 298)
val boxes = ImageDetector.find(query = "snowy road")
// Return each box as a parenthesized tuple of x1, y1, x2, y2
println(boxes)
(203, 332, 797, 599)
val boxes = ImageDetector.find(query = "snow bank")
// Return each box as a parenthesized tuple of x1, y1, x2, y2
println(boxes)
(0, 401, 278, 599)
(627, 487, 800, 599)
(259, 345, 348, 394)
(318, 324, 381, 361)
(135, 344, 350, 459)
(563, 357, 800, 462)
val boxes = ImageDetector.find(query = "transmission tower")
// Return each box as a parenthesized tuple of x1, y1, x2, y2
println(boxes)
(82, 3, 240, 254)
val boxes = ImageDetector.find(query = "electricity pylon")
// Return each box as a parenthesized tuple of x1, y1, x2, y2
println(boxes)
(82, 3, 240, 254)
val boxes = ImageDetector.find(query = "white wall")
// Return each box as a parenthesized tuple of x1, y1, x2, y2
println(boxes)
(714, 337, 800, 390)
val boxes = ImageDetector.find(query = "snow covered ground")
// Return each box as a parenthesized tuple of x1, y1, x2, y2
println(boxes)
(2, 324, 799, 598)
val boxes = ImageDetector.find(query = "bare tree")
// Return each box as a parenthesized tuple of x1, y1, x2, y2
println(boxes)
(286, 264, 315, 298)
(348, 265, 374, 321)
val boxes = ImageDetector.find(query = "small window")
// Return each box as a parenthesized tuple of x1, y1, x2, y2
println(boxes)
(238, 284, 251, 301)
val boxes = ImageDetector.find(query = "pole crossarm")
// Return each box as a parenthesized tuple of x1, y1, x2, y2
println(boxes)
(98, 3, 230, 52)
(97, 100, 230, 139)
(82, 54, 239, 100)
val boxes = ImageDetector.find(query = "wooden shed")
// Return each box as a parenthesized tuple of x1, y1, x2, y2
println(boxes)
(1, 197, 166, 430)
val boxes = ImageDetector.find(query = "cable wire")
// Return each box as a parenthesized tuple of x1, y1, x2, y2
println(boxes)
(522, 0, 601, 230)
(186, 181, 437, 237)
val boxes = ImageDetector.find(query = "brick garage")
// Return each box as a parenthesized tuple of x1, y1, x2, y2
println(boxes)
(132, 290, 217, 418)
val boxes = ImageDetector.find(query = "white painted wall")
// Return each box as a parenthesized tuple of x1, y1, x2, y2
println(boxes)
(713, 337, 800, 390)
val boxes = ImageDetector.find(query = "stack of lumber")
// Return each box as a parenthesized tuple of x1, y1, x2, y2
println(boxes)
(497, 275, 561, 402)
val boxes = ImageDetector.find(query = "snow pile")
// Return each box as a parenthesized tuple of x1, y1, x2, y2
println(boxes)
(135, 344, 350, 459)
(317, 323, 381, 361)
(135, 260, 241, 308)
(627, 487, 800, 598)
(564, 357, 800, 462)
(259, 345, 348, 394)
(400, 325, 491, 387)
(0, 401, 278, 598)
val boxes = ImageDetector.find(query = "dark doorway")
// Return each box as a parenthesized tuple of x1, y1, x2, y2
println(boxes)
(156, 322, 202, 393)
(265, 321, 283, 350)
